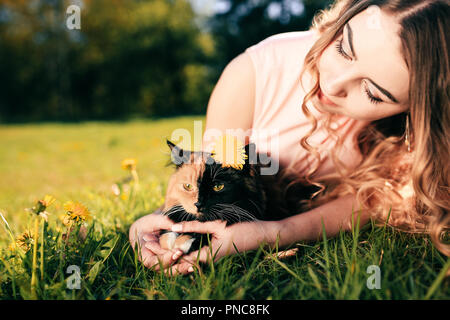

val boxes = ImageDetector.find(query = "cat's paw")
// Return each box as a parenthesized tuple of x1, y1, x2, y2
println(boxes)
(159, 232, 195, 254)
(159, 232, 178, 251)
(173, 234, 196, 253)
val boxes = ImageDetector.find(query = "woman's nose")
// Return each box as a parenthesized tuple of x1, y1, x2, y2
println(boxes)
(322, 66, 354, 98)
(322, 75, 348, 98)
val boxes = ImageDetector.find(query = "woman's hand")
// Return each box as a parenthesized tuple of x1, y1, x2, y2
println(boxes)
(165, 219, 281, 275)
(129, 212, 185, 271)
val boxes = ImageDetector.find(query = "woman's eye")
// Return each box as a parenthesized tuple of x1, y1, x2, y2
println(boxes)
(364, 82, 383, 105)
(183, 183, 193, 191)
(335, 37, 352, 60)
(212, 183, 224, 192)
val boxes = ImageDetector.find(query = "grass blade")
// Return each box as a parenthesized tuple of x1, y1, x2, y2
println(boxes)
(424, 259, 450, 300)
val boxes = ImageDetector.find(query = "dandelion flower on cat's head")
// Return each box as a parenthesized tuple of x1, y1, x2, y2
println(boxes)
(121, 158, 137, 171)
(63, 201, 92, 223)
(211, 135, 248, 170)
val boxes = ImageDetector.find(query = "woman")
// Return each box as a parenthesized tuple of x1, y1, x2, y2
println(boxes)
(129, 0, 449, 275)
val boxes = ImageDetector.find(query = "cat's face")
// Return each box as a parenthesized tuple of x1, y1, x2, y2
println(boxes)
(163, 140, 265, 224)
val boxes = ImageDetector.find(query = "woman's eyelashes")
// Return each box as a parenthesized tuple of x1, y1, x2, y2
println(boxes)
(364, 84, 383, 104)
(335, 34, 383, 105)
(335, 37, 352, 60)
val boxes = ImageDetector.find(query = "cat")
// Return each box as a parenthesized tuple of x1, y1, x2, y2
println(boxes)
(159, 139, 319, 254)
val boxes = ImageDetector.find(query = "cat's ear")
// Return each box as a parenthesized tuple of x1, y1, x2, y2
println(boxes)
(166, 139, 177, 151)
(244, 143, 257, 167)
(166, 139, 190, 168)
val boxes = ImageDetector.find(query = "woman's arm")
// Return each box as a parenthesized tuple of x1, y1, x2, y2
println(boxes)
(203, 51, 255, 144)
(267, 193, 371, 247)
(164, 193, 371, 275)
(129, 51, 256, 271)
(128, 206, 185, 270)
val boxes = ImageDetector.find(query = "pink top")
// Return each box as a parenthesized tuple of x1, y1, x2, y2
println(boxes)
(245, 30, 367, 179)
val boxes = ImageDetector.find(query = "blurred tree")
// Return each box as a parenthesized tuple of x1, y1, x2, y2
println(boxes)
(0, 0, 216, 121)
(74, 0, 217, 118)
(0, 0, 334, 122)
(205, 0, 334, 74)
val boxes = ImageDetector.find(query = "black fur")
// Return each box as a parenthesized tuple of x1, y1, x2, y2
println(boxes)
(163, 139, 319, 252)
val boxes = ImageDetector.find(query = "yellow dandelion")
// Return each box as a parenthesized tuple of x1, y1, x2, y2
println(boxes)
(59, 214, 72, 227)
(121, 158, 137, 171)
(210, 135, 248, 170)
(63, 201, 91, 223)
(16, 230, 34, 252)
(7, 242, 16, 253)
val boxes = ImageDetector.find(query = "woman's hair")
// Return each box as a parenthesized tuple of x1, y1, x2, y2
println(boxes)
(286, 0, 449, 256)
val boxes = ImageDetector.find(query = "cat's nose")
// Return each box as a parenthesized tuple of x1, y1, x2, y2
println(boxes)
(194, 202, 202, 209)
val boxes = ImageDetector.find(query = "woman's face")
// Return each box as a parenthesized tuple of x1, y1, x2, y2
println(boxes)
(315, 7, 410, 122)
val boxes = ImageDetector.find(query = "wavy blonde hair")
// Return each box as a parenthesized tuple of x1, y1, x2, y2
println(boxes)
(283, 0, 449, 256)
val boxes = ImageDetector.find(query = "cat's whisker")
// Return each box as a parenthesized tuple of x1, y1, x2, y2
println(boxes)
(162, 205, 182, 216)
(180, 211, 190, 222)
(209, 207, 227, 222)
(164, 205, 185, 217)
(221, 210, 240, 223)
(210, 211, 222, 222)
(210, 206, 237, 223)
(213, 203, 259, 223)
(231, 205, 260, 222)
(248, 198, 264, 216)
(229, 206, 259, 222)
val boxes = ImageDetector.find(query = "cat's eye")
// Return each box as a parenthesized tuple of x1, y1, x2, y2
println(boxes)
(183, 183, 193, 191)
(212, 183, 224, 192)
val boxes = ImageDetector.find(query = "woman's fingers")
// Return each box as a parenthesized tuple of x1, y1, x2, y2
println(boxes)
(137, 232, 184, 271)
(187, 244, 224, 264)
(162, 244, 228, 276)
(141, 246, 184, 271)
(139, 245, 160, 268)
(134, 214, 174, 236)
(129, 212, 174, 247)
(144, 238, 167, 255)
(165, 258, 199, 276)
(172, 220, 226, 234)
(147, 214, 175, 232)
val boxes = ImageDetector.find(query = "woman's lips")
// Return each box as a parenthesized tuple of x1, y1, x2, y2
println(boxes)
(318, 88, 338, 106)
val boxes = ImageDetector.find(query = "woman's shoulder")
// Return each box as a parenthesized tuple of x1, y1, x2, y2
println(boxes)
(245, 29, 318, 64)
(249, 29, 318, 47)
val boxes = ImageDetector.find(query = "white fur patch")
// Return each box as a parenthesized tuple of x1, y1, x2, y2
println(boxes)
(160, 232, 178, 250)
(175, 236, 196, 253)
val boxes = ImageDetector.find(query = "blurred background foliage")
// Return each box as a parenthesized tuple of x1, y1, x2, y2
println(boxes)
(0, 0, 333, 122)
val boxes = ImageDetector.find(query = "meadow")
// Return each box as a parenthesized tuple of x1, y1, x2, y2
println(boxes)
(0, 117, 448, 300)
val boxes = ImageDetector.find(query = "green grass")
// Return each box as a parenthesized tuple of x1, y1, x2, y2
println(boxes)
(0, 117, 449, 300)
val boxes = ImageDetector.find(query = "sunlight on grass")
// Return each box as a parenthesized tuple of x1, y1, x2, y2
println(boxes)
(0, 117, 202, 231)
(0, 117, 448, 300)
